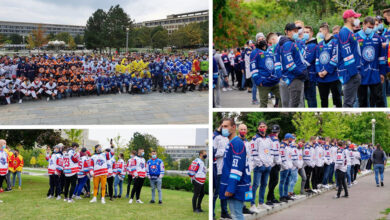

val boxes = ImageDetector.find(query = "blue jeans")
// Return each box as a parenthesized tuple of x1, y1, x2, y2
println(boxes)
(150, 178, 162, 201)
(241, 73, 246, 89)
(322, 164, 331, 185)
(304, 80, 317, 107)
(12, 171, 21, 187)
(251, 77, 257, 102)
(251, 166, 271, 205)
(288, 169, 298, 193)
(279, 169, 291, 198)
(75, 176, 88, 196)
(374, 164, 385, 185)
(346, 165, 351, 185)
(213, 174, 228, 216)
(328, 163, 335, 183)
(227, 198, 244, 220)
(114, 175, 123, 197)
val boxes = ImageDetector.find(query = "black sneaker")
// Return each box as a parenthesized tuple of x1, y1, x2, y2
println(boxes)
(381, 182, 384, 187)
(272, 199, 280, 204)
(265, 201, 273, 206)
(158, 200, 162, 204)
(197, 209, 204, 213)
(342, 195, 349, 198)
(377, 184, 380, 187)
(150, 200, 155, 204)
(242, 206, 253, 215)
(221, 213, 232, 219)
(280, 197, 287, 203)
(286, 196, 294, 201)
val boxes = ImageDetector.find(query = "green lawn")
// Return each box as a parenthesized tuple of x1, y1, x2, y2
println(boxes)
(0, 175, 208, 220)
(23, 168, 48, 174)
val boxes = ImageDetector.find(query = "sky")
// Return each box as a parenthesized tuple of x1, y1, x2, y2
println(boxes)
(88, 127, 206, 148)
(0, 0, 208, 26)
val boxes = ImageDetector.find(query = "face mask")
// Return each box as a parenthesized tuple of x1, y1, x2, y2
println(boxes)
(152, 155, 157, 159)
(353, 19, 360, 27)
(385, 19, 390, 26)
(256, 40, 268, 50)
(141, 152, 144, 156)
(318, 32, 325, 40)
(203, 155, 207, 159)
(302, 33, 309, 41)
(239, 131, 247, 137)
(130, 155, 134, 158)
(378, 23, 384, 30)
(364, 27, 373, 35)
(96, 148, 102, 153)
(298, 29, 303, 35)
(292, 33, 299, 40)
(221, 128, 230, 137)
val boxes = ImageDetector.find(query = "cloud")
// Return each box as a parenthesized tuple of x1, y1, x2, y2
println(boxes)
(0, 0, 208, 26)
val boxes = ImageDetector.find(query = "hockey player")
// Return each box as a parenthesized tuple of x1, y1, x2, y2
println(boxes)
(287, 135, 298, 199)
(130, 72, 143, 94)
(174, 72, 186, 93)
(106, 147, 116, 201)
(125, 151, 136, 198)
(146, 150, 165, 204)
(188, 150, 208, 213)
(44, 78, 57, 102)
(74, 148, 91, 199)
(334, 141, 349, 198)
(303, 26, 318, 107)
(163, 74, 173, 93)
(219, 118, 250, 220)
(0, 139, 9, 202)
(29, 77, 44, 100)
(129, 148, 146, 204)
(352, 144, 361, 184)
(279, 134, 294, 202)
(45, 145, 63, 200)
(90, 144, 114, 204)
(114, 153, 125, 199)
(62, 143, 80, 203)
(266, 124, 282, 206)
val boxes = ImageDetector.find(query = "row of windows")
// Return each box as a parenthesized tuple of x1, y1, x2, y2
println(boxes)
(144, 16, 207, 27)
(0, 29, 84, 34)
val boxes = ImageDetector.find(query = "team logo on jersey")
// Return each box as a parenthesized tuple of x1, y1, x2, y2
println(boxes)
(319, 51, 330, 65)
(140, 163, 145, 168)
(0, 157, 6, 165)
(97, 159, 104, 166)
(151, 165, 157, 171)
(265, 57, 274, 71)
(362, 46, 375, 62)
(50, 160, 54, 166)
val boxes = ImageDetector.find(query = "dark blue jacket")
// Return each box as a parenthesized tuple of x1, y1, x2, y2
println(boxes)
(315, 36, 339, 83)
(250, 47, 280, 87)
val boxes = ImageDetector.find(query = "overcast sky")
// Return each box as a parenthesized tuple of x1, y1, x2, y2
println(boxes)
(0, 0, 208, 26)
(88, 127, 206, 148)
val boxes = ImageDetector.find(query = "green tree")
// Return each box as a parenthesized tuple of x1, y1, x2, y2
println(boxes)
(0, 130, 68, 150)
(127, 132, 159, 159)
(74, 34, 83, 45)
(64, 129, 84, 145)
(68, 36, 76, 50)
(30, 156, 36, 167)
(9, 34, 23, 44)
(85, 9, 107, 52)
(320, 112, 351, 139)
(27, 25, 47, 51)
(104, 4, 132, 52)
(55, 32, 72, 43)
(36, 149, 48, 167)
(151, 29, 168, 49)
(292, 112, 321, 141)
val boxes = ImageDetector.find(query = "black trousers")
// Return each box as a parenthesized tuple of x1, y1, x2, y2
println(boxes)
(304, 166, 313, 190)
(0, 175, 5, 188)
(130, 177, 145, 200)
(235, 69, 243, 89)
(126, 175, 133, 196)
(317, 166, 324, 184)
(64, 174, 77, 199)
(267, 165, 280, 201)
(358, 83, 385, 107)
(49, 175, 61, 197)
(107, 176, 114, 198)
(353, 164, 359, 181)
(153, 75, 163, 91)
(336, 169, 348, 197)
(367, 159, 372, 170)
(312, 166, 322, 189)
(60, 173, 65, 194)
(84, 177, 90, 193)
(192, 180, 205, 211)
(318, 80, 342, 107)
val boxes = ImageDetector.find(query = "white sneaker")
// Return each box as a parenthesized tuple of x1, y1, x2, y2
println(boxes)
(119, 91, 122, 94)
(258, 204, 271, 210)
(353, 181, 358, 184)
(323, 185, 330, 189)
(227, 87, 233, 91)
(64, 198, 68, 202)
(101, 197, 106, 204)
(19, 99, 22, 104)
(136, 199, 143, 204)
(318, 184, 322, 188)
(47, 97, 50, 102)
(129, 199, 133, 204)
(348, 184, 352, 188)
(75, 196, 82, 200)
(71, 195, 76, 199)
(47, 195, 52, 199)
(90, 197, 97, 203)
(250, 204, 259, 213)
(56, 196, 61, 200)
(68, 199, 74, 203)
(222, 88, 227, 92)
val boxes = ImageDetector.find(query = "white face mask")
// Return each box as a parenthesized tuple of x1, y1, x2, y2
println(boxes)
(353, 19, 360, 27)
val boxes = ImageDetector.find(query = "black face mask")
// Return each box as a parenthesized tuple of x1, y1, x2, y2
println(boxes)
(385, 19, 390, 26)
(256, 40, 268, 50)
(203, 155, 207, 159)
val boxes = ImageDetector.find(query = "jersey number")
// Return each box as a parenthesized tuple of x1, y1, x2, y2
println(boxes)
(64, 158, 70, 167)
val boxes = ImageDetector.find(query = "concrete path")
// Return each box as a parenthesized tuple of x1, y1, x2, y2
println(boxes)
(262, 169, 390, 220)
(0, 91, 208, 125)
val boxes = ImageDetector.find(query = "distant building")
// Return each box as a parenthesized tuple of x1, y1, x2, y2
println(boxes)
(134, 10, 208, 34)
(0, 20, 85, 37)
(195, 128, 208, 146)
(164, 145, 207, 161)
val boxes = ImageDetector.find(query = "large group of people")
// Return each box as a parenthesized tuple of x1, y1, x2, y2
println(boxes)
(0, 52, 209, 105)
(213, 8, 390, 108)
(213, 118, 387, 220)
(0, 139, 24, 203)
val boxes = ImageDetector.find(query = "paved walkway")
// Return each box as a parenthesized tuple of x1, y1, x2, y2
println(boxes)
(263, 169, 390, 220)
(0, 91, 208, 125)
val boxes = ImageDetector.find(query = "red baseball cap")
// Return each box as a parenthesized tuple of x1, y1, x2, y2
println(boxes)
(343, 9, 361, 19)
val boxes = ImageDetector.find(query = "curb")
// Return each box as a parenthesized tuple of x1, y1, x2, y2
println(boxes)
(244, 169, 376, 220)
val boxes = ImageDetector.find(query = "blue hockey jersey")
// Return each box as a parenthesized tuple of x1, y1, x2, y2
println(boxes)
(304, 39, 318, 82)
(219, 136, 251, 202)
(250, 48, 280, 87)
(146, 158, 165, 179)
(315, 36, 339, 83)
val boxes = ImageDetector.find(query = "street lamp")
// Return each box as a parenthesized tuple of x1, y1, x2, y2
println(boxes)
(371, 119, 376, 145)
(126, 27, 129, 54)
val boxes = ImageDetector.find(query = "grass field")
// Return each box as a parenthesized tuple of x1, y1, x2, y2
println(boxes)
(23, 168, 48, 174)
(0, 175, 208, 220)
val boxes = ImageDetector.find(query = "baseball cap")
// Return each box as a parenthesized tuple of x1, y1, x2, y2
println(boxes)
(285, 133, 295, 139)
(285, 23, 301, 31)
(343, 9, 361, 19)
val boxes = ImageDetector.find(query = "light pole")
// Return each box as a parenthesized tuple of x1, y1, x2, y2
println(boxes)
(371, 118, 376, 145)
(126, 27, 129, 54)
